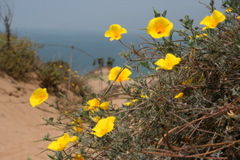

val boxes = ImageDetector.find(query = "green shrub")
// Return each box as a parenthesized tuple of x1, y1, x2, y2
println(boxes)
(0, 33, 40, 80)
(36, 60, 70, 94)
(68, 70, 86, 97)
(37, 60, 86, 96)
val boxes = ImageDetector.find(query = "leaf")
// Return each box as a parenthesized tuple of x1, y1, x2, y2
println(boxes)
(153, 7, 160, 17)
(47, 154, 56, 159)
(26, 157, 32, 160)
(56, 151, 63, 160)
(161, 10, 167, 18)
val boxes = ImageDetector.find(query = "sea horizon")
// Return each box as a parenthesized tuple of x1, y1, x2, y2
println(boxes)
(16, 28, 149, 74)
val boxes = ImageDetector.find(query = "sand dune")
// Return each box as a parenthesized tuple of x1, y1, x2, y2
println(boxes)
(0, 72, 62, 159)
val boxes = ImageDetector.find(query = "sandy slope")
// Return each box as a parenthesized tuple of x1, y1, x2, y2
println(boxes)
(0, 73, 62, 160)
(0, 67, 126, 160)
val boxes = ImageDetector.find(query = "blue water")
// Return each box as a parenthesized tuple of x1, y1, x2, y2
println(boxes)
(17, 29, 148, 74)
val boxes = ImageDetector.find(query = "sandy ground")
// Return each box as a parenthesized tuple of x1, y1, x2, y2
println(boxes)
(0, 72, 62, 160)
(0, 67, 126, 160)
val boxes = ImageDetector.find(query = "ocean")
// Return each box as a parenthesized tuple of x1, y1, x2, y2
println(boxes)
(17, 29, 148, 74)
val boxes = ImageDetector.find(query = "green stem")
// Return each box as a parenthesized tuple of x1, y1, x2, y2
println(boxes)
(62, 150, 72, 159)
(119, 39, 132, 50)
(102, 67, 128, 98)
(168, 71, 173, 86)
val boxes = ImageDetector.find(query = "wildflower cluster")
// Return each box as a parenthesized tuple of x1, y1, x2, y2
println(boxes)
(30, 1, 240, 159)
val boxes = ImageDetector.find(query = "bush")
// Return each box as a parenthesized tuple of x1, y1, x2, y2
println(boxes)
(36, 60, 70, 94)
(0, 33, 40, 80)
(37, 60, 86, 96)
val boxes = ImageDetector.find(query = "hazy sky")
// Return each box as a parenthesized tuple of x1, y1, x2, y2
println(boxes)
(10, 0, 224, 33)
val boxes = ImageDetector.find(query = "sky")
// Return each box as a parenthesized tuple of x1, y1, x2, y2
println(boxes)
(8, 0, 225, 33)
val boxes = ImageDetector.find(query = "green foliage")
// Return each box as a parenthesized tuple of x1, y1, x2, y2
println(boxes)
(36, 60, 69, 93)
(70, 74, 86, 97)
(26, 157, 32, 160)
(179, 15, 194, 29)
(36, 60, 86, 96)
(0, 33, 40, 80)
(153, 8, 167, 18)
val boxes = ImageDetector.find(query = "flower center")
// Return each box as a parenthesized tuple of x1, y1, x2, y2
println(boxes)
(114, 32, 120, 38)
(166, 61, 173, 68)
(156, 26, 164, 34)
(211, 20, 219, 27)
(101, 128, 108, 134)
(38, 95, 45, 102)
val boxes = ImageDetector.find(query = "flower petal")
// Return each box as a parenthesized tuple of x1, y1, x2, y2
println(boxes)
(165, 53, 181, 65)
(87, 98, 101, 106)
(91, 116, 116, 137)
(48, 141, 63, 151)
(174, 92, 184, 98)
(212, 10, 226, 22)
(100, 101, 109, 110)
(29, 88, 48, 107)
(154, 53, 181, 70)
(108, 66, 132, 82)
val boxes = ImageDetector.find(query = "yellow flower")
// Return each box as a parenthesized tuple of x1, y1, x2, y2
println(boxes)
(154, 53, 181, 70)
(225, 7, 233, 13)
(200, 10, 226, 30)
(29, 88, 48, 107)
(73, 126, 83, 132)
(70, 136, 78, 142)
(146, 17, 174, 38)
(91, 116, 116, 137)
(84, 98, 109, 112)
(100, 101, 110, 110)
(236, 16, 240, 19)
(73, 154, 84, 160)
(108, 66, 132, 82)
(91, 116, 101, 123)
(84, 105, 99, 113)
(196, 33, 208, 38)
(125, 102, 132, 106)
(104, 24, 127, 41)
(84, 98, 100, 112)
(59, 65, 63, 68)
(182, 78, 193, 85)
(132, 99, 139, 103)
(140, 94, 147, 98)
(125, 99, 139, 106)
(174, 92, 184, 99)
(47, 133, 77, 151)
(87, 98, 100, 106)
(72, 119, 83, 133)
